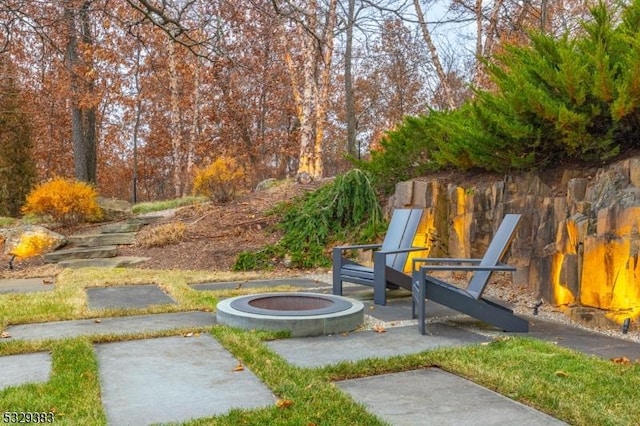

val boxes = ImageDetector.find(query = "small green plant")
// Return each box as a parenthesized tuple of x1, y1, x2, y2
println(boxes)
(192, 156, 247, 203)
(21, 178, 102, 225)
(132, 196, 207, 215)
(0, 217, 17, 227)
(233, 169, 385, 270)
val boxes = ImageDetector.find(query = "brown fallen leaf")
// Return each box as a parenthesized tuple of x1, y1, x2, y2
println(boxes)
(1, 331, 11, 339)
(233, 361, 244, 372)
(554, 370, 569, 378)
(611, 356, 630, 365)
(373, 324, 386, 333)
(276, 398, 293, 409)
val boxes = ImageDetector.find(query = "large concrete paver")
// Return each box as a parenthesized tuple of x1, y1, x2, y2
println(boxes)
(86, 284, 176, 310)
(0, 278, 53, 294)
(191, 278, 321, 291)
(267, 323, 490, 368)
(95, 335, 275, 425)
(0, 352, 52, 390)
(337, 368, 566, 426)
(4, 311, 215, 341)
(525, 317, 640, 360)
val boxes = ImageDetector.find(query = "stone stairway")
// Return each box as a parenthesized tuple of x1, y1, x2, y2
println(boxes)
(43, 216, 161, 268)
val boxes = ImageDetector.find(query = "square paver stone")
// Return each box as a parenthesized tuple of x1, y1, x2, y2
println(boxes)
(191, 278, 322, 291)
(95, 335, 275, 425)
(0, 278, 54, 294)
(337, 368, 566, 425)
(86, 284, 176, 310)
(0, 352, 52, 390)
(267, 324, 490, 368)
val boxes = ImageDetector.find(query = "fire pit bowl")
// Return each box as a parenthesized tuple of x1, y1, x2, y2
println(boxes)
(216, 292, 364, 337)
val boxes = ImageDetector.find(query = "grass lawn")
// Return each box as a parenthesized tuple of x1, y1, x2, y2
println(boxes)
(1, 268, 639, 425)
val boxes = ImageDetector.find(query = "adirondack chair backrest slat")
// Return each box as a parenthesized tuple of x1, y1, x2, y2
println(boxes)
(380, 209, 424, 271)
(467, 214, 522, 298)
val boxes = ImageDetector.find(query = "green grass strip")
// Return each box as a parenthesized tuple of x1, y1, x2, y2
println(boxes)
(0, 338, 107, 425)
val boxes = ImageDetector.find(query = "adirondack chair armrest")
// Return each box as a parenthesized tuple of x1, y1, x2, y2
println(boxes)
(416, 264, 516, 274)
(377, 247, 426, 255)
(412, 257, 483, 270)
(333, 243, 383, 253)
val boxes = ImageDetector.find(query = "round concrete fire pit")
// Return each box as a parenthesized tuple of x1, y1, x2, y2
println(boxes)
(216, 292, 364, 337)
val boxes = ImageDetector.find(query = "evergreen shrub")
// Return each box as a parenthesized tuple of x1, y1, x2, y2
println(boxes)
(360, 1, 640, 185)
(353, 114, 443, 195)
(233, 169, 386, 270)
(22, 178, 102, 225)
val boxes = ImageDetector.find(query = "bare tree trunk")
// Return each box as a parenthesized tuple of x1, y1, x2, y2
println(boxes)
(65, 0, 97, 183)
(475, 0, 483, 59)
(296, 0, 319, 181)
(312, 0, 337, 178)
(168, 39, 183, 198)
(345, 0, 357, 156)
(131, 46, 143, 204)
(187, 57, 200, 187)
(279, 0, 336, 181)
(413, 0, 456, 110)
(473, 0, 504, 87)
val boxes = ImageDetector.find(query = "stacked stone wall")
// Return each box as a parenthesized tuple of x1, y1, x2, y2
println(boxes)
(387, 157, 640, 324)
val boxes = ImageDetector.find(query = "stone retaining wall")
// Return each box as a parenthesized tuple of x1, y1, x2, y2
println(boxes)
(387, 157, 640, 324)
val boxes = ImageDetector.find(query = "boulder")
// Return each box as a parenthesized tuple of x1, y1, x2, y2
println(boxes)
(255, 178, 278, 192)
(98, 197, 132, 221)
(0, 225, 67, 258)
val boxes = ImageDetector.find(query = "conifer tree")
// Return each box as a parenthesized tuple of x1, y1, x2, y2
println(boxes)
(467, 0, 640, 170)
(0, 60, 36, 217)
(360, 1, 640, 189)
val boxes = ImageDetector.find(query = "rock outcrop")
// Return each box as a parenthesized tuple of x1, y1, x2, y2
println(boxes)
(0, 225, 67, 260)
(388, 157, 640, 325)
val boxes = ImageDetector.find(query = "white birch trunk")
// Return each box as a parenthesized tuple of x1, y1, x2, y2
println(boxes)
(413, 0, 456, 110)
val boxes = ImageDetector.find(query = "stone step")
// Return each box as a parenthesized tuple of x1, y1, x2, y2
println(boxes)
(128, 215, 164, 225)
(44, 245, 117, 263)
(57, 256, 150, 269)
(101, 222, 143, 234)
(67, 232, 137, 247)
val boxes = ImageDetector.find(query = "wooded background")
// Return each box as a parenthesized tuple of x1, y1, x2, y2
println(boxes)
(0, 0, 592, 202)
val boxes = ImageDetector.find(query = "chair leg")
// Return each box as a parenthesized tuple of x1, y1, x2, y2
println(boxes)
(373, 252, 387, 305)
(332, 249, 343, 296)
(412, 270, 426, 335)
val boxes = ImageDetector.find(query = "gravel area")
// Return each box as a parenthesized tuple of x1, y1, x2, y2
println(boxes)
(305, 272, 640, 344)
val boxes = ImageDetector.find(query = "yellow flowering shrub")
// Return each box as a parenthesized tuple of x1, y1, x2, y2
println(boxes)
(192, 156, 247, 203)
(22, 178, 102, 225)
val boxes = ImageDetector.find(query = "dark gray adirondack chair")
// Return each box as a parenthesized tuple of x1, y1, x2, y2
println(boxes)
(411, 214, 529, 334)
(333, 208, 425, 306)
